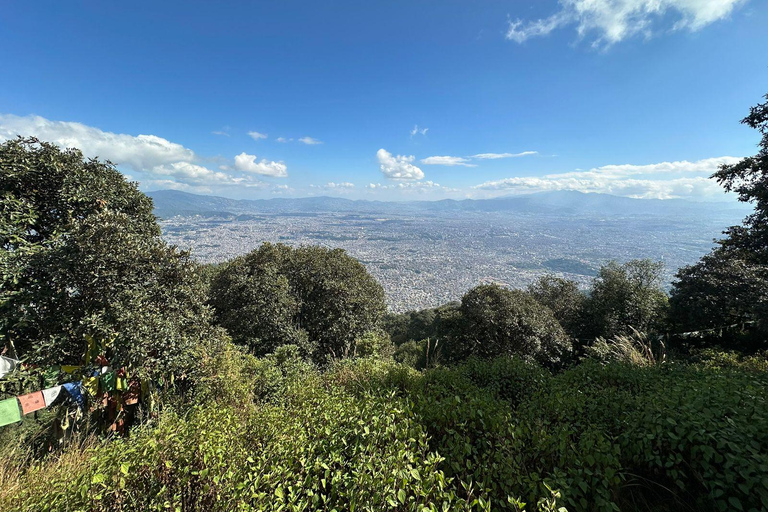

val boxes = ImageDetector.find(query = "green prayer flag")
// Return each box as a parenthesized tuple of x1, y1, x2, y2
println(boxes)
(102, 371, 117, 392)
(0, 398, 21, 427)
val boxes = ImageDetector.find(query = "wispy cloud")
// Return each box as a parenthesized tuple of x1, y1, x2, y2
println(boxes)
(410, 125, 429, 137)
(248, 131, 268, 141)
(506, 0, 748, 47)
(377, 148, 425, 181)
(299, 136, 323, 145)
(420, 151, 537, 167)
(549, 157, 741, 179)
(472, 151, 538, 159)
(367, 180, 454, 193)
(420, 156, 477, 167)
(310, 182, 356, 195)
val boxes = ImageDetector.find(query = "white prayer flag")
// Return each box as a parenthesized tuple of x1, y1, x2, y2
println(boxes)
(0, 356, 20, 379)
(42, 386, 63, 407)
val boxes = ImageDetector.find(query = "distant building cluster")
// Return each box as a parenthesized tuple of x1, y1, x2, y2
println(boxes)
(160, 209, 730, 313)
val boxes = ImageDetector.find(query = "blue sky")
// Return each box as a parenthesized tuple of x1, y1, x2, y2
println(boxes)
(0, 0, 766, 201)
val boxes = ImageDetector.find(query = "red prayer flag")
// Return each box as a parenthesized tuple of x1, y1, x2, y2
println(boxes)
(18, 391, 46, 415)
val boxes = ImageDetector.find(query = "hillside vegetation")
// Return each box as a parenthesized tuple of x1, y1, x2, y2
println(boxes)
(0, 93, 767, 511)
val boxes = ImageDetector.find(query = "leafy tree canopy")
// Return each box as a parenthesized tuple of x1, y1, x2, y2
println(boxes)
(584, 259, 668, 340)
(208, 243, 387, 362)
(671, 93, 768, 344)
(527, 275, 586, 339)
(0, 137, 222, 380)
(449, 283, 572, 366)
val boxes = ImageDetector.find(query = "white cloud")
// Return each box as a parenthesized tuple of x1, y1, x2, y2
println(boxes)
(410, 125, 429, 137)
(271, 184, 295, 195)
(299, 136, 322, 145)
(506, 0, 748, 47)
(472, 151, 538, 159)
(472, 156, 740, 200)
(473, 176, 725, 199)
(421, 156, 477, 167)
(0, 114, 195, 171)
(233, 152, 288, 177)
(212, 130, 230, 137)
(309, 182, 356, 195)
(367, 180, 454, 193)
(324, 181, 355, 189)
(276, 137, 290, 143)
(377, 149, 425, 181)
(248, 131, 268, 141)
(550, 157, 741, 179)
(152, 161, 265, 188)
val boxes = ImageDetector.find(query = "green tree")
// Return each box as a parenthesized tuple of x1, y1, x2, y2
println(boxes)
(671, 93, 768, 344)
(208, 243, 387, 362)
(383, 302, 461, 347)
(0, 137, 223, 380)
(584, 260, 668, 340)
(527, 275, 587, 339)
(448, 284, 571, 365)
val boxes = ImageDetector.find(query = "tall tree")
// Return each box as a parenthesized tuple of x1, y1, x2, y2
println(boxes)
(527, 275, 587, 339)
(209, 243, 387, 362)
(671, 93, 768, 344)
(0, 138, 223, 380)
(448, 284, 571, 366)
(584, 260, 668, 340)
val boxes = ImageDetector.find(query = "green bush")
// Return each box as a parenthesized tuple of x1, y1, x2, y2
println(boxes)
(4, 355, 766, 512)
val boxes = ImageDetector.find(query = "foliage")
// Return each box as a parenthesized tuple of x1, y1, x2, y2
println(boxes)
(583, 260, 668, 340)
(0, 137, 223, 382)
(394, 338, 445, 370)
(384, 302, 461, 347)
(209, 243, 387, 362)
(448, 284, 572, 366)
(671, 92, 768, 348)
(584, 328, 666, 366)
(692, 348, 768, 373)
(352, 329, 394, 359)
(4, 354, 768, 512)
(527, 275, 587, 339)
(2, 360, 565, 512)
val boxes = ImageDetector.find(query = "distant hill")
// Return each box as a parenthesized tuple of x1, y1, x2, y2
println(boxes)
(148, 189, 750, 220)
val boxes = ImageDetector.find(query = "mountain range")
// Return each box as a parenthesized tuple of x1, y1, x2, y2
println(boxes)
(148, 189, 751, 220)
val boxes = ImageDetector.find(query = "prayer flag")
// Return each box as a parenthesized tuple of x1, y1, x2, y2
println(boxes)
(0, 355, 20, 379)
(83, 376, 99, 397)
(0, 397, 21, 427)
(18, 391, 45, 415)
(42, 386, 63, 407)
(102, 371, 117, 392)
(63, 382, 85, 409)
(61, 365, 82, 374)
